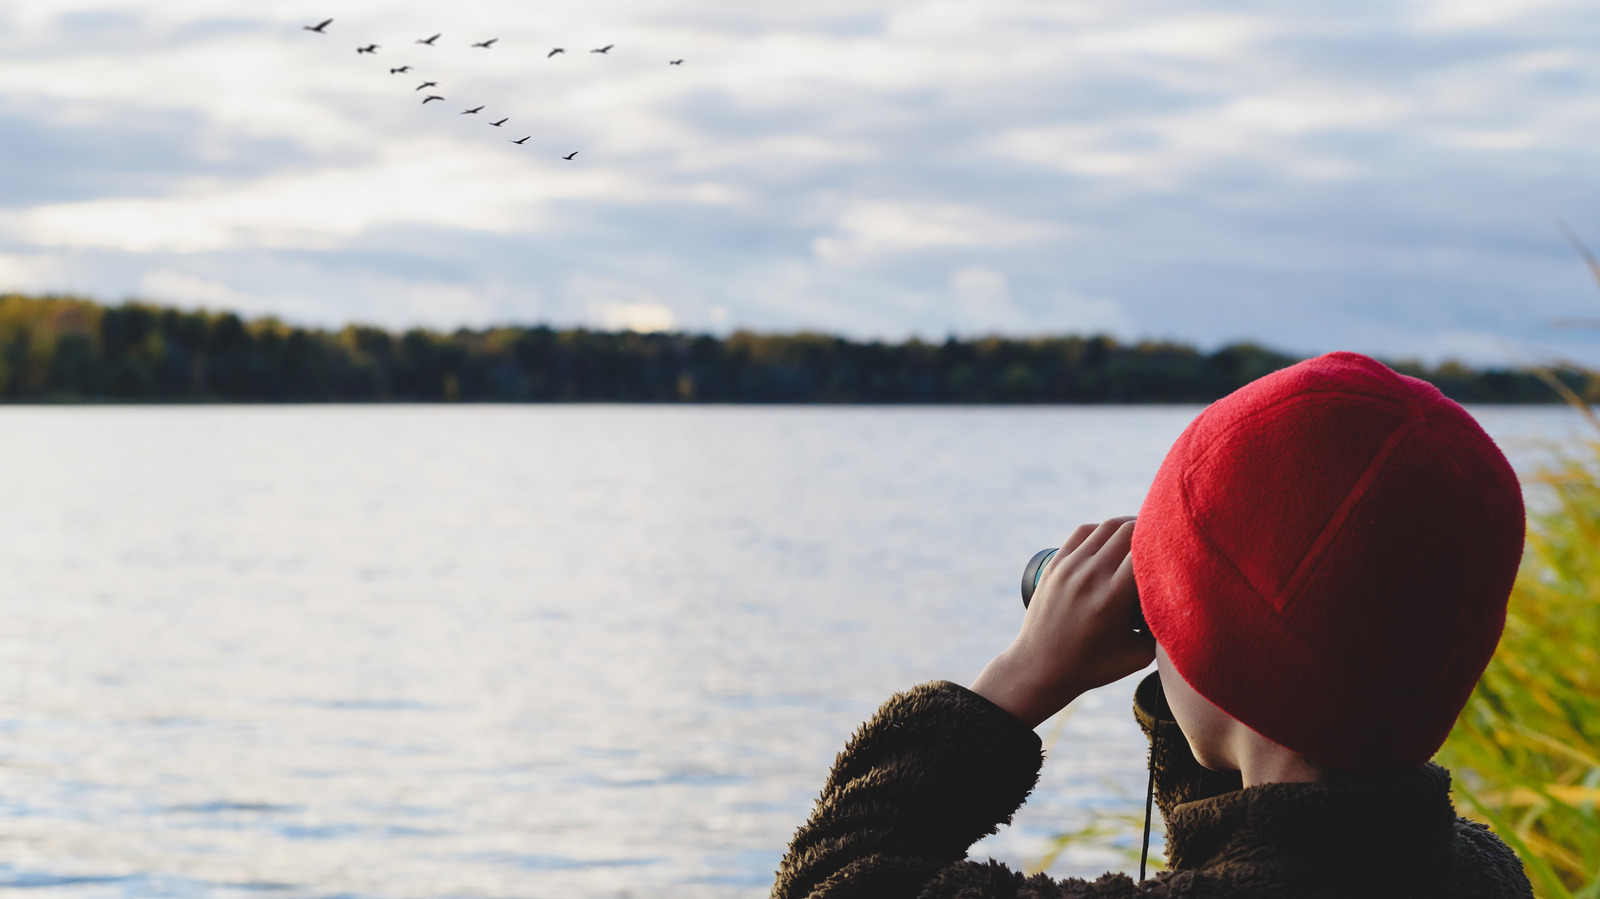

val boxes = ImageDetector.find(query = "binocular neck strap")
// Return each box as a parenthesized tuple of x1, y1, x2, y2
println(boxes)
(1139, 678, 1166, 882)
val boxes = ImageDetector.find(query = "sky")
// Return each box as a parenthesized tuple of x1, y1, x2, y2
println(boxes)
(2, 0, 1600, 364)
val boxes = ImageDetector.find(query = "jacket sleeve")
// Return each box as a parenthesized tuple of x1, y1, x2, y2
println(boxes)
(769, 680, 1047, 899)
(770, 674, 1244, 899)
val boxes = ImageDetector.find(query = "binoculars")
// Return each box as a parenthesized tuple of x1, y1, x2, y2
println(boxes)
(1020, 547, 1149, 634)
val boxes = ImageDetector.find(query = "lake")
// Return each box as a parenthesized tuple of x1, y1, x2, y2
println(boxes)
(0, 405, 1586, 898)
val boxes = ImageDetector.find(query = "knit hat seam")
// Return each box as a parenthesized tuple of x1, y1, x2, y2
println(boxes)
(1275, 409, 1423, 615)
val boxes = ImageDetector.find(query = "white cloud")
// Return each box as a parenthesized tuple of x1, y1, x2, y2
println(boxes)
(813, 201, 1060, 265)
(950, 266, 1020, 330)
(4, 160, 499, 253)
(388, 280, 503, 329)
(951, 266, 1010, 310)
(0, 254, 57, 292)
(1036, 291, 1134, 338)
(0, 0, 1597, 359)
(138, 269, 251, 307)
(0, 144, 748, 254)
(1409, 0, 1589, 30)
(599, 302, 677, 333)
(570, 275, 678, 333)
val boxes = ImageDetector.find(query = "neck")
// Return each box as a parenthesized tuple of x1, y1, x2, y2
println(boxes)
(1234, 738, 1323, 788)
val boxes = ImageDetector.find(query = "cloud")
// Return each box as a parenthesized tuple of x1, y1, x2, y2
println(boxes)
(599, 302, 677, 333)
(570, 275, 678, 333)
(0, 0, 1597, 363)
(813, 201, 1060, 265)
(5, 153, 532, 253)
(1035, 291, 1135, 338)
(1409, 0, 1589, 30)
(138, 269, 251, 307)
(951, 266, 1012, 319)
(946, 265, 1134, 337)
(0, 252, 48, 288)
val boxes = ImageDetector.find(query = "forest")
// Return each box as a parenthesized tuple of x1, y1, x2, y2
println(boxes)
(0, 293, 1589, 404)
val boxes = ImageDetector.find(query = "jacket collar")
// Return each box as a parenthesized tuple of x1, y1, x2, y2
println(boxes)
(1164, 763, 1457, 870)
(1132, 673, 1458, 871)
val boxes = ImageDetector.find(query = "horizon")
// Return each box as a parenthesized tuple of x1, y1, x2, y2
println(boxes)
(0, 290, 1569, 369)
(3, 2, 1600, 366)
(4, 292, 1586, 409)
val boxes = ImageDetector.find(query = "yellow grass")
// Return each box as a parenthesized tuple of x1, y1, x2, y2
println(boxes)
(1436, 394, 1600, 899)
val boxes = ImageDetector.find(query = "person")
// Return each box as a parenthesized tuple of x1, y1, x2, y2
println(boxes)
(770, 352, 1534, 898)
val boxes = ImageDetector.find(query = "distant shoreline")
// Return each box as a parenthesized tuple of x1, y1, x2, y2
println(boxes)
(1, 293, 1590, 405)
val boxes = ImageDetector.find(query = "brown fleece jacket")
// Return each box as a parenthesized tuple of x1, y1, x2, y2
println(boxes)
(771, 673, 1531, 899)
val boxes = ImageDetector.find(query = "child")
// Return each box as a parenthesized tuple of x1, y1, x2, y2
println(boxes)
(770, 352, 1532, 898)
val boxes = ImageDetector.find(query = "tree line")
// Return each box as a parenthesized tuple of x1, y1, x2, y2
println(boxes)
(0, 293, 1589, 404)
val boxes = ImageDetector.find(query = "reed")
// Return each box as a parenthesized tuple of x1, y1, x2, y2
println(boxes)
(1436, 399, 1600, 899)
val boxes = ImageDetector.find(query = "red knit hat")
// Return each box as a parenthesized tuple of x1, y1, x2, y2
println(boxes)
(1131, 351, 1525, 770)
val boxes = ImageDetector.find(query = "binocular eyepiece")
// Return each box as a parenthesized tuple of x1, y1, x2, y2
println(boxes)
(1021, 547, 1150, 635)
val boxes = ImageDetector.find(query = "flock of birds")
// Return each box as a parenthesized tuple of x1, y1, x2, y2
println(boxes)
(302, 18, 686, 159)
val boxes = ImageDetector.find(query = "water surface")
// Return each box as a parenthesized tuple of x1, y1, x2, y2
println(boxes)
(0, 405, 1582, 898)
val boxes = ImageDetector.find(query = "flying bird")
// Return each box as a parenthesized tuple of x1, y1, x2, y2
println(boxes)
(415, 81, 438, 91)
(416, 34, 441, 45)
(390, 66, 411, 74)
(590, 44, 614, 54)
(422, 95, 444, 104)
(669, 59, 684, 65)
(471, 38, 498, 48)
(511, 136, 531, 145)
(462, 105, 484, 114)
(562, 151, 578, 160)
(303, 18, 332, 33)
(547, 47, 565, 57)
(356, 44, 378, 54)
(490, 117, 508, 126)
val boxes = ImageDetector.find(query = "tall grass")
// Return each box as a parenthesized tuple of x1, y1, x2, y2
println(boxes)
(1439, 223, 1600, 896)
(1437, 405, 1600, 899)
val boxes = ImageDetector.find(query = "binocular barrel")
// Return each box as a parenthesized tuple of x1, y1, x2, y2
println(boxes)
(1020, 547, 1149, 634)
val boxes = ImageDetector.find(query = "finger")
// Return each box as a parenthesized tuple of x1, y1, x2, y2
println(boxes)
(1112, 540, 1137, 583)
(1055, 522, 1100, 559)
(1105, 558, 1155, 670)
(1069, 515, 1137, 561)
(1045, 521, 1112, 586)
(1106, 548, 1139, 606)
(1092, 519, 1137, 571)
(1077, 547, 1139, 634)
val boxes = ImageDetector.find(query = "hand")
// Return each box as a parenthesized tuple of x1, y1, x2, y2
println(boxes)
(970, 517, 1156, 728)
